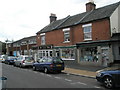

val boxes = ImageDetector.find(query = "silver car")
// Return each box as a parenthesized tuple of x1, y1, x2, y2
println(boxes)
(14, 55, 34, 68)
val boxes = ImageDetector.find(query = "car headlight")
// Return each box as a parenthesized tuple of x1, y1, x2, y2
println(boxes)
(96, 72, 102, 77)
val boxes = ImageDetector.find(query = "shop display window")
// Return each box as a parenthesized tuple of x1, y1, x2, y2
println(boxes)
(61, 49, 75, 60)
(80, 47, 98, 62)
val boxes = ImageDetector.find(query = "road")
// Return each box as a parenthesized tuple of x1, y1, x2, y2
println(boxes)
(2, 63, 107, 89)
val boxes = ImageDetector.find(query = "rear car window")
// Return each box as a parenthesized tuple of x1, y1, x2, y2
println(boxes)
(25, 57, 34, 60)
(53, 57, 63, 63)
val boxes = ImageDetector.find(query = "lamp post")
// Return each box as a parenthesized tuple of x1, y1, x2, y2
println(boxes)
(5, 39, 9, 55)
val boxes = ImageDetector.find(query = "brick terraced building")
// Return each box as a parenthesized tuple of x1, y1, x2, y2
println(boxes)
(36, 1, 120, 67)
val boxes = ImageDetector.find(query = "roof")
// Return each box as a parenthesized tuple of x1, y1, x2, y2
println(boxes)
(37, 16, 70, 34)
(37, 1, 120, 34)
(13, 35, 36, 43)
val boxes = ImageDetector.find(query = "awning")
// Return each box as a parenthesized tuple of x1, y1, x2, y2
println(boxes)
(76, 40, 120, 47)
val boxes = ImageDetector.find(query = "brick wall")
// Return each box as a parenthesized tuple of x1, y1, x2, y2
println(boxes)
(37, 19, 111, 46)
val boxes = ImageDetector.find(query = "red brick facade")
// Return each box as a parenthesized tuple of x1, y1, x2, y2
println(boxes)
(37, 18, 111, 47)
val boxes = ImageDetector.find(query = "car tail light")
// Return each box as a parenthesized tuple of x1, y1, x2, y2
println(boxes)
(22, 60, 25, 63)
(50, 64, 53, 68)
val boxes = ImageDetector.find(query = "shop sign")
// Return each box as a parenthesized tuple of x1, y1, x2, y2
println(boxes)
(39, 45, 53, 49)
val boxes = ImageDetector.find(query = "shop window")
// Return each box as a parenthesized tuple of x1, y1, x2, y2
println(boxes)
(82, 24, 92, 40)
(63, 28, 70, 42)
(80, 47, 98, 62)
(61, 49, 75, 60)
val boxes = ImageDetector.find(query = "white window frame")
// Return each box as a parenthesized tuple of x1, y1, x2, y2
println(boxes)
(40, 33, 46, 45)
(63, 28, 70, 43)
(82, 23, 92, 41)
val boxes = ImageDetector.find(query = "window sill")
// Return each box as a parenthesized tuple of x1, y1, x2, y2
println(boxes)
(63, 41, 70, 43)
(84, 39, 92, 41)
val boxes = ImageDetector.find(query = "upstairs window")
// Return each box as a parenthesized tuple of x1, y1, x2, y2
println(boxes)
(63, 28, 70, 42)
(40, 33, 45, 45)
(82, 24, 92, 40)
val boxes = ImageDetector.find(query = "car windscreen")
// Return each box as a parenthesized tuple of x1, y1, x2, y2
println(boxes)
(53, 57, 63, 63)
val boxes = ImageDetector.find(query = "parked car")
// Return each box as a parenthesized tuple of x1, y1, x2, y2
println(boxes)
(0, 55, 8, 63)
(96, 67, 120, 89)
(33, 57, 64, 73)
(14, 55, 34, 68)
(4, 56, 17, 65)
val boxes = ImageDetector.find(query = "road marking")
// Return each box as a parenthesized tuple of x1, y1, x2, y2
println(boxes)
(94, 86, 101, 88)
(46, 74, 52, 77)
(54, 77, 61, 79)
(40, 73, 44, 75)
(77, 82, 87, 85)
(34, 71, 38, 73)
(65, 79, 72, 82)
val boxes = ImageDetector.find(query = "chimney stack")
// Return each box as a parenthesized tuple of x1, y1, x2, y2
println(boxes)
(49, 13, 57, 23)
(86, 0, 96, 12)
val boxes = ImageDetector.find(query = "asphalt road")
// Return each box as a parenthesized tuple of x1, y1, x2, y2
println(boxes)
(2, 63, 107, 89)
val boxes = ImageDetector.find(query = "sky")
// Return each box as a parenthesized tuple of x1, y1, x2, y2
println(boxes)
(0, 0, 120, 42)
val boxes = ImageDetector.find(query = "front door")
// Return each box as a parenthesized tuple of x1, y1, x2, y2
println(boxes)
(101, 47, 109, 67)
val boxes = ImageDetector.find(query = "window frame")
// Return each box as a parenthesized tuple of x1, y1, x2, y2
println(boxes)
(82, 23, 92, 41)
(63, 28, 70, 43)
(40, 33, 46, 45)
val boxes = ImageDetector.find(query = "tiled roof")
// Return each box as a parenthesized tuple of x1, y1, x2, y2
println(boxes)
(37, 1, 120, 34)
(13, 35, 36, 43)
(37, 15, 71, 34)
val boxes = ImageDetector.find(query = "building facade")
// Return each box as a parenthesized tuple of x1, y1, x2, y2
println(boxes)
(8, 36, 37, 57)
(36, 1, 120, 67)
(0, 41, 6, 55)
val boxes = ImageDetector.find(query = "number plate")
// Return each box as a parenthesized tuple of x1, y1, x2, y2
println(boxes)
(56, 65, 62, 67)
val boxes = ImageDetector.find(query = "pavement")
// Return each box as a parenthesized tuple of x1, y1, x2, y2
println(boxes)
(63, 63, 107, 79)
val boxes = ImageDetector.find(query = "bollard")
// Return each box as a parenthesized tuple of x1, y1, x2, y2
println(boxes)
(0, 77, 7, 90)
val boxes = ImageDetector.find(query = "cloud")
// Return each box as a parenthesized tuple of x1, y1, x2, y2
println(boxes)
(0, 0, 119, 42)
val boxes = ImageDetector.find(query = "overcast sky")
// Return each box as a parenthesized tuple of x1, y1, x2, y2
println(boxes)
(0, 0, 119, 42)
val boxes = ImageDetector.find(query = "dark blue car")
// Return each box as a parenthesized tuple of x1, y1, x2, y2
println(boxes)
(5, 56, 17, 65)
(96, 67, 120, 89)
(33, 57, 64, 73)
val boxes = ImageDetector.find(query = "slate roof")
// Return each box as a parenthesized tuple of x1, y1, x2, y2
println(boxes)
(13, 35, 36, 43)
(37, 1, 120, 34)
(38, 16, 70, 33)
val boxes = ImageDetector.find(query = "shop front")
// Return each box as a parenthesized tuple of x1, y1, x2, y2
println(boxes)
(54, 45, 77, 66)
(76, 40, 114, 67)
(54, 45, 76, 61)
(37, 45, 54, 59)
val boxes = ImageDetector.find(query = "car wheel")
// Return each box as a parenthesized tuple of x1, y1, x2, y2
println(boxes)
(44, 67, 49, 74)
(103, 76, 114, 89)
(20, 64, 23, 68)
(33, 66, 36, 71)
(58, 70, 61, 73)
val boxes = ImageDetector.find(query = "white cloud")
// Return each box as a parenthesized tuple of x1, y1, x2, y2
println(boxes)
(0, 0, 119, 42)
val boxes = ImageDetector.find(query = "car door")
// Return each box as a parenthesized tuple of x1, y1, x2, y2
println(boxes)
(17, 56, 22, 66)
(39, 57, 47, 70)
(15, 57, 20, 66)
